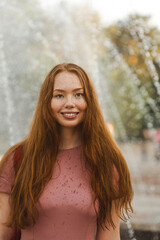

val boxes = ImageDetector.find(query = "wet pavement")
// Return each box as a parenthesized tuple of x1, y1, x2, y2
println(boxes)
(120, 141, 160, 232)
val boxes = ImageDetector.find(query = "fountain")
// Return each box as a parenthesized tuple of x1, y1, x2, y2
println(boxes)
(0, 32, 15, 147)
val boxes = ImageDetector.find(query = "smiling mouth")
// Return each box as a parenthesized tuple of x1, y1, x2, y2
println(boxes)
(61, 112, 79, 117)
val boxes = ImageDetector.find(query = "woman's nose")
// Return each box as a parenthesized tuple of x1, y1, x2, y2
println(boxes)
(64, 96, 75, 108)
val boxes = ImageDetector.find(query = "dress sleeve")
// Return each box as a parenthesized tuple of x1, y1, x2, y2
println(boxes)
(0, 153, 15, 194)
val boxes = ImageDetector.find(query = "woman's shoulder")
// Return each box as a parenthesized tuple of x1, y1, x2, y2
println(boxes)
(0, 151, 15, 194)
(0, 143, 24, 173)
(0, 151, 15, 172)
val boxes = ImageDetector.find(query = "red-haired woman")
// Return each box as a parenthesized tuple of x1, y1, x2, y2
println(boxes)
(0, 63, 133, 240)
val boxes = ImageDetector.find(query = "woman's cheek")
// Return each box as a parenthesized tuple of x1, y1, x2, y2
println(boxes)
(51, 99, 58, 112)
(80, 99, 87, 110)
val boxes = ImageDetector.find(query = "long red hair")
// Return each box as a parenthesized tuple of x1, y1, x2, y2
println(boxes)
(0, 63, 133, 230)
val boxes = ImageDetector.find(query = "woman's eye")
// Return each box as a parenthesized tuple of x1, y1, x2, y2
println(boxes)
(55, 94, 64, 98)
(75, 93, 84, 97)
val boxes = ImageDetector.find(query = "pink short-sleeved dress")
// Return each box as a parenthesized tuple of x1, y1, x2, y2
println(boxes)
(0, 145, 98, 240)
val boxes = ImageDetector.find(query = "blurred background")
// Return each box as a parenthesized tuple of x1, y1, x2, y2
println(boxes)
(0, 0, 160, 239)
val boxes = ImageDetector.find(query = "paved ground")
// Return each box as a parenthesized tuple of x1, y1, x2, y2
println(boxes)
(120, 142, 160, 232)
(131, 193, 160, 231)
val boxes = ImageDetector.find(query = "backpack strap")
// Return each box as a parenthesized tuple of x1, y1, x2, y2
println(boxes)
(11, 145, 23, 240)
(10, 229, 21, 240)
(14, 145, 23, 173)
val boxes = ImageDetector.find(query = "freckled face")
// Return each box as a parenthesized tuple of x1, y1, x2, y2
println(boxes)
(51, 71, 87, 129)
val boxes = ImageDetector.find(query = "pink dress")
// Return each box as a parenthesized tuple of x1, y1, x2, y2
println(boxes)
(0, 146, 98, 240)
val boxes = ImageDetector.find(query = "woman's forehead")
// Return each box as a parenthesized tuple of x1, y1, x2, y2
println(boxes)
(54, 71, 83, 89)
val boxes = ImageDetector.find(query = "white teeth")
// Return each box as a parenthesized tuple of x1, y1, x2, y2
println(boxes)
(63, 113, 77, 116)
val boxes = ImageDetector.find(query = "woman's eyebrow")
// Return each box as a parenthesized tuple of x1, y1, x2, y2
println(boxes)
(53, 89, 65, 92)
(53, 88, 83, 92)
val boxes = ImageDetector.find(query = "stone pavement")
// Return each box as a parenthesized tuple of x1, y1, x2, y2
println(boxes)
(120, 141, 160, 232)
(131, 193, 160, 231)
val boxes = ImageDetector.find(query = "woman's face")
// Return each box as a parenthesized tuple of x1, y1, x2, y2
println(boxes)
(51, 71, 87, 129)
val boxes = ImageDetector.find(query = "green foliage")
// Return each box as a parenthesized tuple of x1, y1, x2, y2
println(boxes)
(102, 14, 160, 139)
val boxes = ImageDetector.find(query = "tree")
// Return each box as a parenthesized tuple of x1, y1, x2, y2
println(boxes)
(102, 14, 160, 139)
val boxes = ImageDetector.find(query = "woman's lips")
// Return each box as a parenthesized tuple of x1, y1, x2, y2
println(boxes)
(61, 112, 79, 119)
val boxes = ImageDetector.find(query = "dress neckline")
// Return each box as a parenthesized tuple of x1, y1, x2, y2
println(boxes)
(59, 145, 81, 152)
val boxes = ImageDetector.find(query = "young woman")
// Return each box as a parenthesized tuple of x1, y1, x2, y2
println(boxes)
(0, 63, 133, 240)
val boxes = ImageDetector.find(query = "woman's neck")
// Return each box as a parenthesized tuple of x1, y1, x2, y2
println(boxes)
(58, 126, 81, 150)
